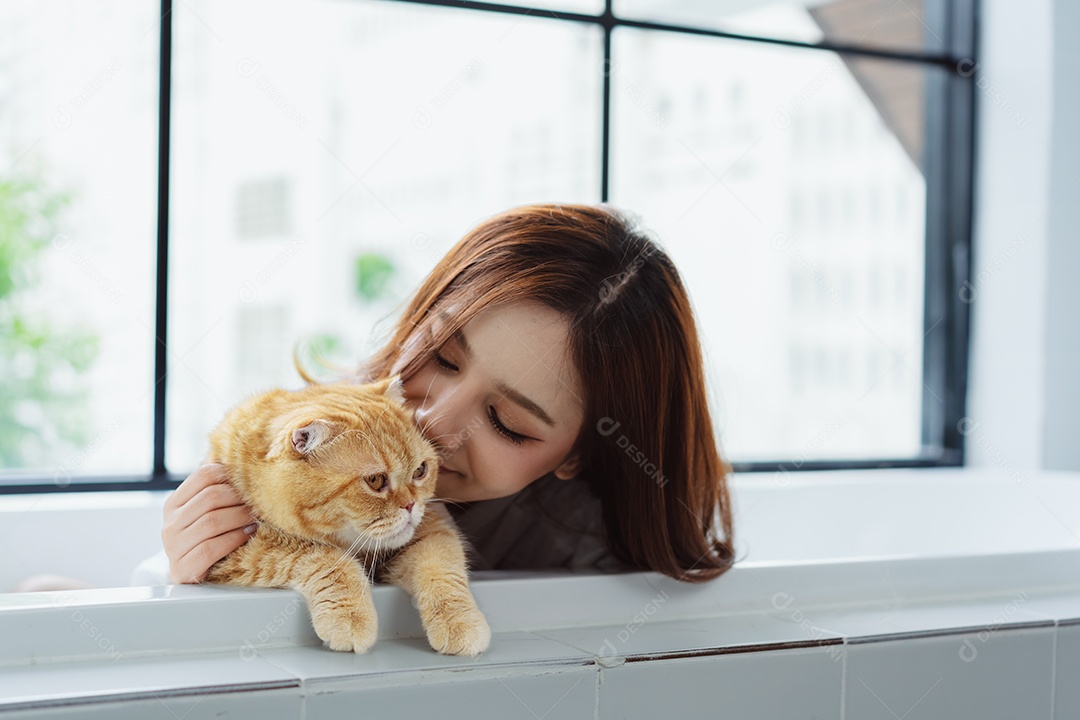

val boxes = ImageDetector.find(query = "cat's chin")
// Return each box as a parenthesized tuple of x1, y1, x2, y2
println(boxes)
(382, 522, 417, 548)
(334, 523, 416, 553)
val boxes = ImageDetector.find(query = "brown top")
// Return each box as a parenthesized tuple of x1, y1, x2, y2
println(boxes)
(445, 472, 636, 574)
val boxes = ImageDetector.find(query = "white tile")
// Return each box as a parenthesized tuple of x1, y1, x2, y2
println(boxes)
(846, 627, 1054, 719)
(254, 630, 593, 681)
(599, 646, 843, 720)
(0, 689, 303, 720)
(0, 650, 299, 709)
(305, 664, 597, 719)
(0, 585, 321, 665)
(1002, 591, 1080, 625)
(772, 594, 1055, 641)
(535, 611, 842, 661)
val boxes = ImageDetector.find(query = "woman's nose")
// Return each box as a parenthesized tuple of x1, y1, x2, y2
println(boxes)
(414, 391, 466, 456)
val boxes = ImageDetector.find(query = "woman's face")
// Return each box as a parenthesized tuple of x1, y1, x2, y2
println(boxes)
(398, 300, 585, 502)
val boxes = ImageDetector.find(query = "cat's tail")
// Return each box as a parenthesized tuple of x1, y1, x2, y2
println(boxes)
(292, 337, 367, 386)
(292, 340, 320, 385)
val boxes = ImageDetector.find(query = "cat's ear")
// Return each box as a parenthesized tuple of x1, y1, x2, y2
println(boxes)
(291, 421, 335, 455)
(378, 374, 407, 406)
(267, 419, 337, 459)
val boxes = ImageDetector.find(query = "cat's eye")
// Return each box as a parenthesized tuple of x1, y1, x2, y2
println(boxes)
(412, 461, 427, 481)
(365, 473, 388, 492)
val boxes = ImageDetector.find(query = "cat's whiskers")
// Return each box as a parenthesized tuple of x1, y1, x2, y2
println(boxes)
(370, 536, 383, 574)
(209, 380, 487, 652)
(328, 528, 371, 574)
(355, 535, 384, 601)
(416, 406, 442, 435)
(327, 527, 384, 603)
(426, 426, 467, 468)
(418, 369, 438, 417)
(412, 375, 458, 457)
(428, 497, 469, 510)
(411, 378, 476, 475)
(418, 413, 454, 453)
(354, 527, 385, 560)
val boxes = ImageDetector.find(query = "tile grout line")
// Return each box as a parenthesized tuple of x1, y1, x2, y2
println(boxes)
(594, 663, 601, 720)
(839, 639, 848, 720)
(843, 619, 1057, 645)
(1049, 620, 1058, 720)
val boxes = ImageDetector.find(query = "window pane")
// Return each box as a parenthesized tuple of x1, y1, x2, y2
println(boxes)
(610, 28, 934, 461)
(167, 0, 601, 471)
(0, 2, 159, 483)
(616, 0, 949, 54)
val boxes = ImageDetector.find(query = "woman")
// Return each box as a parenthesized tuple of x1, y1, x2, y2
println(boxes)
(160, 202, 735, 586)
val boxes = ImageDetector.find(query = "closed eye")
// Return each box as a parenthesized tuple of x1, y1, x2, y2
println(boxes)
(434, 350, 530, 445)
(488, 406, 527, 445)
(434, 352, 458, 372)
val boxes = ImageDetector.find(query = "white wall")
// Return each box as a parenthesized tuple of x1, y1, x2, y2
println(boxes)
(0, 492, 165, 591)
(966, 0, 1080, 472)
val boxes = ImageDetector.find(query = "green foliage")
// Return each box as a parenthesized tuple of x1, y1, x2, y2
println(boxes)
(354, 252, 396, 303)
(307, 332, 341, 358)
(0, 171, 99, 469)
(294, 332, 351, 384)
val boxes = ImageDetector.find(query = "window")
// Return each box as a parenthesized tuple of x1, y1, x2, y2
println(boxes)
(234, 177, 293, 240)
(0, 0, 974, 491)
(0, 1, 159, 486)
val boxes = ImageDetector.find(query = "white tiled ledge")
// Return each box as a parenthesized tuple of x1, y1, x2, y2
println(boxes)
(5, 546, 1080, 669)
(2, 577, 1080, 715)
(4, 468, 1080, 716)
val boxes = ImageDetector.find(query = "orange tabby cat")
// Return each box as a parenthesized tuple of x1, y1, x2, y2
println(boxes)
(203, 375, 491, 656)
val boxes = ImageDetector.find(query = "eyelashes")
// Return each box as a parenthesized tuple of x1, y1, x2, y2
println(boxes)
(433, 352, 458, 373)
(432, 352, 528, 445)
(487, 405, 526, 445)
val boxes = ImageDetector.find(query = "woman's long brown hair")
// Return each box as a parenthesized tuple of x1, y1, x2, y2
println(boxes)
(359, 203, 735, 583)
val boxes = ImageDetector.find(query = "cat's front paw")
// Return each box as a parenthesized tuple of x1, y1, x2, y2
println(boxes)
(423, 603, 492, 656)
(311, 603, 378, 654)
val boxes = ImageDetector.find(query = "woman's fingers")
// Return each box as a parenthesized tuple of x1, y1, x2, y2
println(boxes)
(162, 462, 257, 584)
(171, 526, 256, 584)
(164, 463, 230, 512)
(170, 482, 248, 534)
(176, 503, 257, 552)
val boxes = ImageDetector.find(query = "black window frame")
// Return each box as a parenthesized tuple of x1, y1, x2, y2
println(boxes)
(0, 0, 977, 494)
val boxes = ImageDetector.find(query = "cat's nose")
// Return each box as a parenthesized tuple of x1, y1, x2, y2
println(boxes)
(402, 501, 415, 513)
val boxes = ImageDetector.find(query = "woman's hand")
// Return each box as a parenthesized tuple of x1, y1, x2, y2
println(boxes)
(161, 462, 257, 584)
